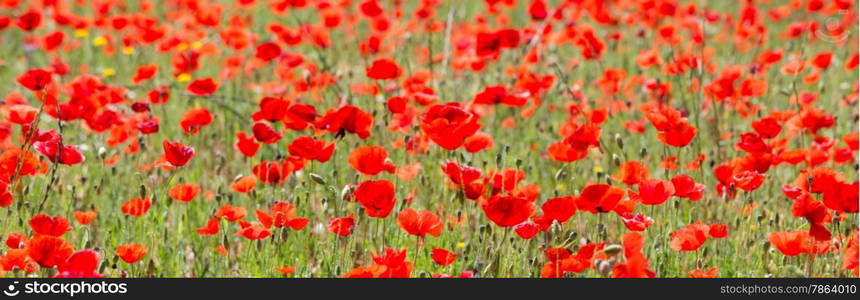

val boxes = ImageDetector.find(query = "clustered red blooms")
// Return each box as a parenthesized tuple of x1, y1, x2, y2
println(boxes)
(0, 0, 857, 279)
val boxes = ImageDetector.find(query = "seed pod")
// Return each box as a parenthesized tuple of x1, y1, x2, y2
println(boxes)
(310, 173, 326, 185)
(603, 244, 623, 256)
(614, 133, 623, 150)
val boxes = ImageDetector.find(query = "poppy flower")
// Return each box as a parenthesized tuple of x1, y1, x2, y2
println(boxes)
(638, 179, 675, 206)
(0, 248, 38, 273)
(255, 42, 281, 61)
(196, 217, 220, 236)
(252, 122, 283, 144)
(4, 104, 39, 124)
(251, 97, 290, 122)
(132, 64, 158, 84)
(235, 131, 260, 157)
(275, 266, 295, 275)
(670, 223, 710, 251)
(121, 197, 152, 217)
(72, 211, 96, 225)
(180, 107, 214, 134)
(366, 58, 401, 80)
(671, 174, 705, 201)
(16, 68, 52, 91)
(27, 235, 74, 268)
(115, 243, 148, 264)
(29, 214, 72, 237)
(317, 105, 373, 139)
(328, 214, 356, 236)
(612, 232, 656, 278)
(162, 140, 196, 167)
(288, 136, 335, 163)
(620, 212, 654, 232)
(354, 180, 396, 218)
(397, 208, 444, 237)
(481, 194, 535, 227)
(231, 176, 257, 193)
(256, 202, 308, 230)
(431, 248, 457, 266)
(440, 161, 482, 185)
(33, 140, 85, 165)
(513, 221, 540, 239)
(168, 183, 201, 202)
(236, 224, 272, 240)
(55, 250, 102, 278)
(533, 196, 576, 230)
(419, 103, 481, 150)
(732, 170, 765, 192)
(186, 78, 218, 96)
(689, 267, 719, 278)
(252, 161, 296, 185)
(575, 184, 625, 213)
(708, 224, 728, 238)
(612, 161, 649, 186)
(348, 146, 396, 176)
(768, 231, 814, 257)
(215, 205, 247, 222)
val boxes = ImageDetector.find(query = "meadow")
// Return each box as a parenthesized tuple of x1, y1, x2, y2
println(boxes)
(0, 0, 857, 278)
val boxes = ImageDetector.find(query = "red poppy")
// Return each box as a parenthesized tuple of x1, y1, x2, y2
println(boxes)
(115, 243, 148, 264)
(33, 140, 85, 165)
(236, 224, 272, 240)
(132, 64, 158, 84)
(255, 42, 282, 61)
(513, 221, 540, 239)
(196, 217, 220, 236)
(317, 105, 373, 139)
(251, 97, 290, 122)
(638, 179, 675, 206)
(431, 248, 457, 266)
(689, 267, 719, 278)
(72, 211, 96, 225)
(180, 107, 214, 134)
(670, 223, 710, 251)
(481, 194, 535, 227)
(419, 103, 481, 150)
(27, 235, 73, 268)
(186, 78, 218, 96)
(29, 214, 72, 237)
(162, 140, 195, 167)
(708, 224, 728, 238)
(768, 231, 813, 257)
(256, 202, 308, 230)
(533, 196, 576, 230)
(288, 136, 335, 163)
(355, 180, 396, 218)
(612, 232, 656, 278)
(252, 122, 283, 144)
(55, 250, 102, 278)
(234, 131, 260, 157)
(671, 174, 705, 201)
(575, 184, 625, 213)
(732, 170, 765, 192)
(121, 197, 152, 217)
(366, 58, 401, 80)
(612, 161, 649, 186)
(328, 214, 356, 236)
(348, 146, 396, 176)
(215, 204, 247, 222)
(168, 183, 201, 202)
(396, 208, 443, 237)
(440, 161, 482, 185)
(16, 68, 52, 91)
(620, 212, 654, 232)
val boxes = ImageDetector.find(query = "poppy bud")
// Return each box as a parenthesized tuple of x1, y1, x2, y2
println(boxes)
(612, 154, 621, 167)
(139, 185, 146, 199)
(554, 169, 567, 181)
(603, 244, 623, 256)
(515, 158, 523, 168)
(614, 133, 623, 149)
(597, 259, 612, 276)
(639, 147, 647, 157)
(310, 173, 326, 185)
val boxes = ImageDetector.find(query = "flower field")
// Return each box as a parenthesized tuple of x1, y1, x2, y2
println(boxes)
(0, 0, 857, 278)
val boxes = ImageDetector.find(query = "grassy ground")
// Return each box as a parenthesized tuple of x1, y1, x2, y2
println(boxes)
(0, 0, 857, 278)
